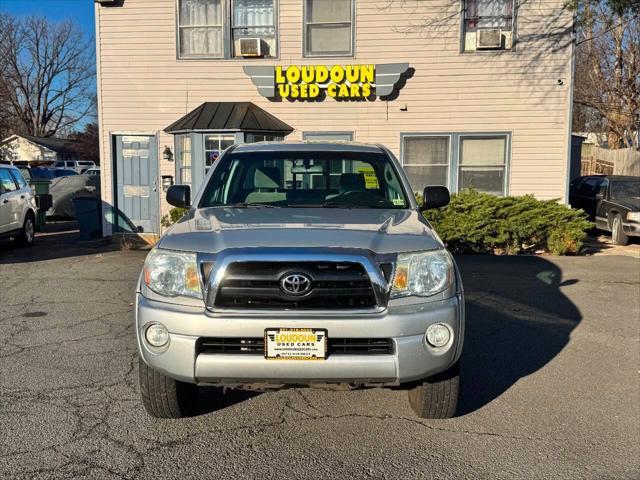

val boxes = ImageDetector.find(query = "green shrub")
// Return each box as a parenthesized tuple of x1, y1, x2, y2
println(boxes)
(160, 207, 188, 228)
(425, 189, 592, 255)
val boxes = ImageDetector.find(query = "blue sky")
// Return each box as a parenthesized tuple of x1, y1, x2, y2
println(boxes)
(0, 0, 96, 40)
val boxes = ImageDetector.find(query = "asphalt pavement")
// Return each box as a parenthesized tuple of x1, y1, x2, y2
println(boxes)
(0, 226, 638, 479)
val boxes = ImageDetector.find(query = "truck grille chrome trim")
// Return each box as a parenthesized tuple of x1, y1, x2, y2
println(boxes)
(200, 248, 392, 313)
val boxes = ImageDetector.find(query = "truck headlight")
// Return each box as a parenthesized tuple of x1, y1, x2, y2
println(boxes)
(143, 248, 202, 299)
(391, 250, 453, 298)
(626, 212, 640, 222)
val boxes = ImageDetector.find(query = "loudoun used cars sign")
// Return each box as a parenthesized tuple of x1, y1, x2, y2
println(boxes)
(243, 63, 410, 100)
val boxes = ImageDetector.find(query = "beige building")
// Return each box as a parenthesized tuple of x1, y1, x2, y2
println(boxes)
(95, 0, 575, 236)
(0, 135, 82, 165)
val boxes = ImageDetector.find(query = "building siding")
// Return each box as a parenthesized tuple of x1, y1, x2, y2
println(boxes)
(96, 0, 574, 234)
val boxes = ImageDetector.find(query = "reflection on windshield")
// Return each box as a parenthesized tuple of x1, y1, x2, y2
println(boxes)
(610, 181, 640, 200)
(199, 151, 410, 209)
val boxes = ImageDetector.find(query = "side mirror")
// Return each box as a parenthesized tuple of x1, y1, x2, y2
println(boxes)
(595, 193, 604, 200)
(166, 184, 191, 209)
(421, 186, 450, 210)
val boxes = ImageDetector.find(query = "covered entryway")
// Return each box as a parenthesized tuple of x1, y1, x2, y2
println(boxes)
(165, 102, 293, 193)
(112, 134, 159, 234)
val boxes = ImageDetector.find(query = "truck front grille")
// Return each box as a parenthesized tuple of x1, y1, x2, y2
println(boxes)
(212, 261, 378, 310)
(197, 337, 393, 356)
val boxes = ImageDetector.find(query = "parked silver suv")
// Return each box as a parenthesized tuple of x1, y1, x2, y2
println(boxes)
(0, 164, 37, 246)
(137, 143, 464, 419)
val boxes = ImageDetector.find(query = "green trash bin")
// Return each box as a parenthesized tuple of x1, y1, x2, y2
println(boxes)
(30, 178, 51, 231)
(72, 197, 103, 241)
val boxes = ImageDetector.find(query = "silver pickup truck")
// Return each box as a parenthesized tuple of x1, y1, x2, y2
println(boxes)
(137, 142, 464, 419)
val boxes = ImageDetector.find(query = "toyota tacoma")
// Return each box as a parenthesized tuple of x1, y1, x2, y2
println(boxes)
(137, 142, 464, 418)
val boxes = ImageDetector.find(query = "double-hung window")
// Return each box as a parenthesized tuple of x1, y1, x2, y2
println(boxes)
(178, 0, 224, 58)
(458, 136, 508, 195)
(402, 135, 451, 192)
(463, 0, 515, 52)
(304, 0, 354, 57)
(402, 133, 510, 196)
(178, 0, 277, 59)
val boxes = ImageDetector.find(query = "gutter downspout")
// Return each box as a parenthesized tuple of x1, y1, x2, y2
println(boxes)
(563, 10, 578, 204)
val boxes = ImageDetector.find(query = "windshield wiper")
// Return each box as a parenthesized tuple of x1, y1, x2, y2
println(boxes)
(320, 203, 375, 209)
(226, 202, 280, 208)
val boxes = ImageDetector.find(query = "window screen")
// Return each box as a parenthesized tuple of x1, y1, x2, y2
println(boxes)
(304, 0, 353, 56)
(178, 0, 224, 58)
(402, 136, 450, 192)
(458, 136, 507, 195)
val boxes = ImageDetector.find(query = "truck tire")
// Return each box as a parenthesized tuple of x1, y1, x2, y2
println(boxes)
(407, 362, 459, 419)
(139, 358, 196, 418)
(611, 214, 629, 246)
(16, 212, 35, 247)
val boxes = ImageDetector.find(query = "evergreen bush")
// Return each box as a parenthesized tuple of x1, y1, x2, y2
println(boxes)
(160, 207, 188, 228)
(425, 189, 592, 255)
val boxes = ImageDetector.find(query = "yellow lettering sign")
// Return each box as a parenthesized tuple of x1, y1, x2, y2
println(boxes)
(273, 64, 377, 100)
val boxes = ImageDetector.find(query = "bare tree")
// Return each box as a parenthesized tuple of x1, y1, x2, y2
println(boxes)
(573, 1, 640, 148)
(0, 15, 95, 138)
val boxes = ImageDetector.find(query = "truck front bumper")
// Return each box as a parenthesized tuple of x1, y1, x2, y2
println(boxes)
(136, 293, 464, 386)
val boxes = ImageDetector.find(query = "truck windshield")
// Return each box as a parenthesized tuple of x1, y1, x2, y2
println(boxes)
(199, 150, 410, 209)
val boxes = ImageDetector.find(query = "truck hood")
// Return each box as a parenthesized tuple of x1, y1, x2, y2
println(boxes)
(610, 198, 640, 211)
(158, 207, 443, 254)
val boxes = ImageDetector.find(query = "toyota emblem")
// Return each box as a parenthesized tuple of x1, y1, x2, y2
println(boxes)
(280, 273, 312, 296)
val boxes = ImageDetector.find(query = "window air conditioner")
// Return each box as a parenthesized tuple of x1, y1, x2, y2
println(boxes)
(240, 38, 263, 57)
(476, 29, 503, 49)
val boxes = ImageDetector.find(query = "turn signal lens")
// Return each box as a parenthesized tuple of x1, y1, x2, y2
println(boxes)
(393, 264, 408, 290)
(185, 264, 200, 293)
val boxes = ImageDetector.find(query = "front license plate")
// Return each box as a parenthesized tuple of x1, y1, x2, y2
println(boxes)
(264, 328, 327, 360)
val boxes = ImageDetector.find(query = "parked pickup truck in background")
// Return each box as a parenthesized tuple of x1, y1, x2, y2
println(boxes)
(136, 142, 464, 419)
(569, 175, 640, 245)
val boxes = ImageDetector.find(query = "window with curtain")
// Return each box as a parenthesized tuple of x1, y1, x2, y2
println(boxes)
(463, 0, 514, 51)
(402, 136, 450, 193)
(458, 136, 507, 195)
(178, 0, 224, 58)
(175, 135, 192, 184)
(304, 0, 354, 57)
(178, 0, 278, 59)
(232, 0, 276, 57)
(204, 135, 235, 174)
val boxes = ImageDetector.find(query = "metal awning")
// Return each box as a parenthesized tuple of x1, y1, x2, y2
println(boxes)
(164, 102, 293, 135)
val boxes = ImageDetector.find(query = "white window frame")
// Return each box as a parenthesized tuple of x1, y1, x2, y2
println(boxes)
(204, 134, 236, 173)
(303, 0, 355, 58)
